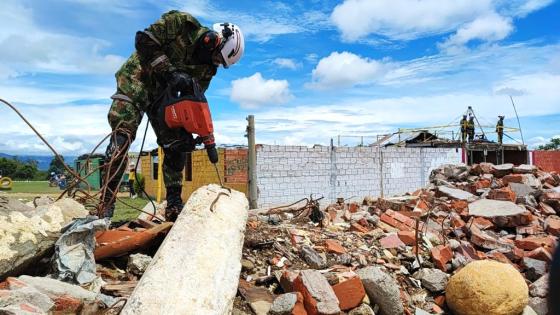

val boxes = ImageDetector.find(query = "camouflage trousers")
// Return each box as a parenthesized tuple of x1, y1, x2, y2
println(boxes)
(106, 54, 186, 189)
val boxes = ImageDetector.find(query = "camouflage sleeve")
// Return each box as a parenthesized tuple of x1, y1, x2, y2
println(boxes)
(135, 10, 202, 79)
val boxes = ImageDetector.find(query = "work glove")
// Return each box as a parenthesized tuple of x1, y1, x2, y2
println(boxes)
(206, 144, 219, 164)
(167, 71, 193, 94)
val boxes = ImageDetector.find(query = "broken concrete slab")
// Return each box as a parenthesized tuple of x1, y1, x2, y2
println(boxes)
(468, 199, 526, 217)
(509, 183, 536, 198)
(437, 186, 477, 202)
(413, 268, 449, 293)
(492, 163, 514, 177)
(0, 198, 88, 280)
(17, 275, 115, 307)
(514, 164, 537, 174)
(269, 292, 298, 315)
(121, 185, 249, 315)
(293, 269, 340, 315)
(529, 274, 549, 298)
(127, 253, 152, 276)
(357, 266, 404, 315)
(301, 245, 327, 269)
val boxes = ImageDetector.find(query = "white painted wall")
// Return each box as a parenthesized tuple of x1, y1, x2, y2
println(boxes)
(256, 145, 462, 207)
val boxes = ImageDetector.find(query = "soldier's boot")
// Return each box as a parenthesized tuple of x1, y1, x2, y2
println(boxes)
(165, 186, 183, 222)
(99, 132, 131, 218)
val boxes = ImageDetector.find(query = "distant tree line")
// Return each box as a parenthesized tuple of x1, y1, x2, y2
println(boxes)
(0, 156, 67, 180)
(537, 137, 560, 150)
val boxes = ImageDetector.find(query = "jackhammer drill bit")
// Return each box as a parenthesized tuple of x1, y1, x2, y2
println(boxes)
(213, 163, 224, 187)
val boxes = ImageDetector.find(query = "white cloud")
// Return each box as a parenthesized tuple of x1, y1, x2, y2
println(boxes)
(0, 1, 125, 79)
(330, 0, 552, 46)
(439, 13, 513, 52)
(273, 58, 301, 70)
(309, 52, 388, 89)
(230, 73, 293, 109)
(331, 0, 492, 41)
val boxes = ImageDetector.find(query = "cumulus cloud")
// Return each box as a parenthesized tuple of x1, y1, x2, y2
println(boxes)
(230, 73, 293, 109)
(309, 52, 388, 89)
(439, 13, 513, 53)
(331, 0, 492, 41)
(330, 0, 551, 47)
(273, 58, 301, 70)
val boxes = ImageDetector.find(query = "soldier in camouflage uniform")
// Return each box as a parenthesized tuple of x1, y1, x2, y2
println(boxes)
(102, 10, 245, 220)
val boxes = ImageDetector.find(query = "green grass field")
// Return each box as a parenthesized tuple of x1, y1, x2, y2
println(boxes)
(3, 181, 152, 222)
(113, 197, 151, 222)
(8, 181, 63, 194)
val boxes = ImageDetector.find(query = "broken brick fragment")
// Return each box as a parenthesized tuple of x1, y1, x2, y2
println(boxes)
(380, 234, 406, 249)
(397, 230, 417, 245)
(293, 270, 341, 315)
(488, 187, 516, 202)
(545, 216, 560, 236)
(472, 217, 494, 230)
(331, 276, 366, 311)
(514, 236, 555, 251)
(525, 247, 553, 263)
(431, 245, 453, 271)
(350, 222, 369, 233)
(475, 178, 492, 189)
(502, 174, 524, 185)
(324, 239, 346, 254)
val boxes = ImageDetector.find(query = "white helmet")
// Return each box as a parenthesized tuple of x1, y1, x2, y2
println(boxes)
(213, 22, 244, 68)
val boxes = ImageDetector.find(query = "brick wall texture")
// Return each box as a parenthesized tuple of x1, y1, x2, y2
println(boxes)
(256, 145, 462, 207)
(141, 148, 248, 202)
(532, 150, 560, 173)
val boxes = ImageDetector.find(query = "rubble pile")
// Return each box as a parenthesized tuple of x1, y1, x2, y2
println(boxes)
(235, 163, 558, 315)
(0, 194, 171, 314)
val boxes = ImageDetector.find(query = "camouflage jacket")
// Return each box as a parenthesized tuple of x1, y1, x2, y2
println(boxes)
(134, 10, 218, 97)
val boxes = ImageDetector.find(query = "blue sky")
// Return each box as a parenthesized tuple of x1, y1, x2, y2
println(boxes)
(0, 0, 559, 155)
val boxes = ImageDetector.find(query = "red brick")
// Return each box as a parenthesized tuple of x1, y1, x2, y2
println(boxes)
(450, 200, 469, 212)
(502, 174, 524, 185)
(431, 245, 453, 271)
(546, 217, 560, 236)
(350, 222, 369, 233)
(280, 270, 300, 292)
(380, 213, 413, 231)
(525, 247, 553, 263)
(380, 234, 406, 249)
(475, 178, 492, 189)
(53, 295, 82, 312)
(488, 186, 516, 202)
(433, 295, 446, 307)
(331, 277, 366, 311)
(514, 236, 556, 251)
(324, 239, 346, 254)
(292, 292, 308, 315)
(348, 203, 359, 213)
(472, 217, 494, 230)
(540, 202, 557, 215)
(397, 230, 417, 245)
(293, 270, 340, 315)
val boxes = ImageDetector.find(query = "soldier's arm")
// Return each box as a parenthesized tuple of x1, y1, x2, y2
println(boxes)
(135, 10, 202, 79)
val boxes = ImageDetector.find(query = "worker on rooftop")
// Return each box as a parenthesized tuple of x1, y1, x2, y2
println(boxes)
(100, 10, 244, 221)
(460, 115, 468, 143)
(467, 116, 475, 143)
(496, 115, 505, 145)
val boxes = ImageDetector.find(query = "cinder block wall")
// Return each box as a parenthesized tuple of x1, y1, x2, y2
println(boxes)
(532, 151, 560, 173)
(256, 145, 462, 207)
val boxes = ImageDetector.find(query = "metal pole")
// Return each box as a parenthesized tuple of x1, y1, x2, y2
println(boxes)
(157, 147, 164, 203)
(510, 95, 525, 144)
(247, 115, 258, 209)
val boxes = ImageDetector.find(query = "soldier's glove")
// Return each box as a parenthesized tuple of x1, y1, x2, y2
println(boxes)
(167, 72, 193, 94)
